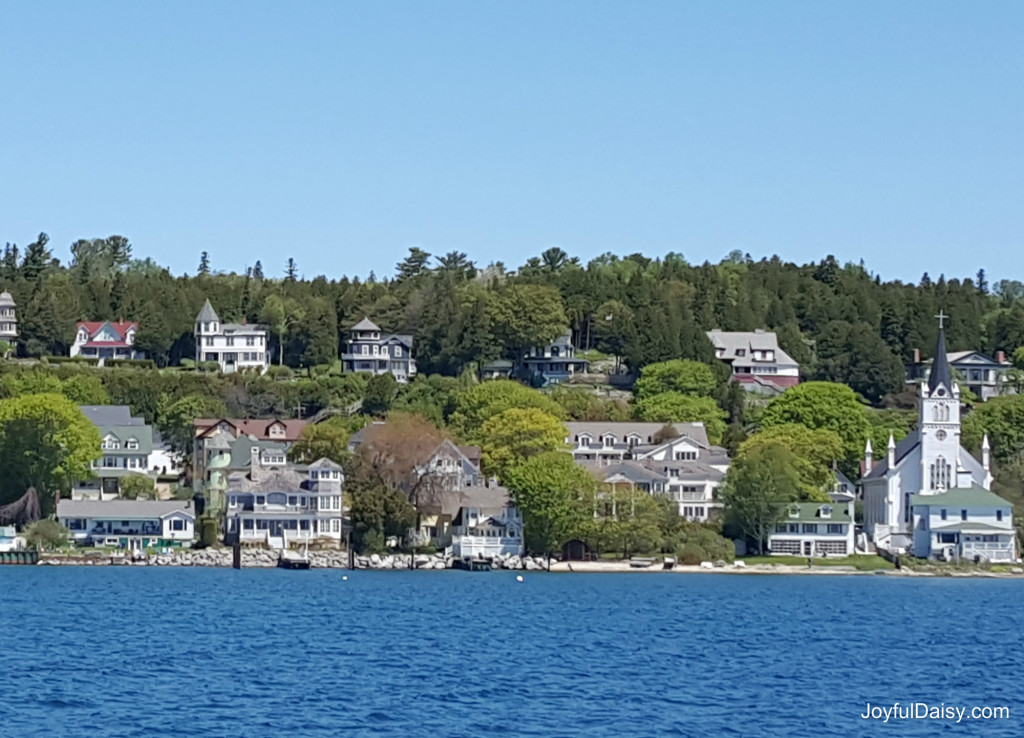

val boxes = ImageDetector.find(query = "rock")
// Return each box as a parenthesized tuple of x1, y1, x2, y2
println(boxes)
(700, 561, 714, 569)
(733, 560, 746, 568)
(714, 560, 726, 568)
(525, 559, 538, 571)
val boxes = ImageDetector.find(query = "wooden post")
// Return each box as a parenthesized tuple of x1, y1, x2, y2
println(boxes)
(232, 540, 241, 569)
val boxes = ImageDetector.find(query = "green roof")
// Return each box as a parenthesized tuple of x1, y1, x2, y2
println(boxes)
(778, 502, 852, 524)
(910, 486, 1011, 509)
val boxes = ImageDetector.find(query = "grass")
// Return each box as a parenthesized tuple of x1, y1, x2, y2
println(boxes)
(739, 554, 895, 571)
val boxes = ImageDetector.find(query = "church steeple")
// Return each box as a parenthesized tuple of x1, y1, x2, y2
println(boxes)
(919, 310, 961, 492)
(927, 310, 953, 394)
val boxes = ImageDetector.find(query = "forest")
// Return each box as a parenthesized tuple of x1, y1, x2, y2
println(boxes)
(4, 233, 1024, 409)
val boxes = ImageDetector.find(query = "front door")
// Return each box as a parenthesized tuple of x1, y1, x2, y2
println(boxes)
(803, 541, 813, 556)
(270, 520, 283, 537)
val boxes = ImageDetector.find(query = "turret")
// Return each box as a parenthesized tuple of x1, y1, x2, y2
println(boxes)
(887, 433, 896, 468)
(864, 438, 873, 473)
(982, 434, 991, 472)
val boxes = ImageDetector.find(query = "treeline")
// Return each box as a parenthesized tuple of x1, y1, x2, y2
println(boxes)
(4, 235, 1024, 404)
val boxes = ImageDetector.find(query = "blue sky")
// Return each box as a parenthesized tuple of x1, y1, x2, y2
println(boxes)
(2, 1, 1022, 282)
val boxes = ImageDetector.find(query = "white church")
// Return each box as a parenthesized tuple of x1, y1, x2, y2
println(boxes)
(862, 317, 1017, 562)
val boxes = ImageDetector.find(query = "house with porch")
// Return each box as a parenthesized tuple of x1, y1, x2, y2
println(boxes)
(57, 499, 196, 550)
(192, 417, 308, 482)
(910, 488, 1016, 562)
(520, 329, 588, 386)
(907, 348, 1013, 401)
(224, 458, 344, 549)
(0, 291, 18, 342)
(0, 525, 24, 552)
(341, 317, 416, 383)
(73, 405, 154, 500)
(707, 329, 800, 394)
(450, 485, 524, 559)
(767, 501, 855, 557)
(194, 299, 269, 374)
(569, 422, 730, 521)
(70, 321, 144, 362)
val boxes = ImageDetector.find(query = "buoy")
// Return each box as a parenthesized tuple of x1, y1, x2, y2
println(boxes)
(342, 575, 348, 581)
(516, 575, 524, 582)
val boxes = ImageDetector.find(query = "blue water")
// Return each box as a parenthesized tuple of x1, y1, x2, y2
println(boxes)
(1, 570, 1022, 737)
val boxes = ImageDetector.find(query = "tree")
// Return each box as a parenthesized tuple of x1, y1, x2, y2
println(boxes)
(197, 251, 210, 275)
(435, 251, 475, 280)
(259, 295, 305, 366)
(721, 445, 804, 554)
(759, 381, 872, 470)
(634, 359, 718, 400)
(119, 473, 157, 500)
(349, 483, 417, 553)
(294, 297, 338, 368)
(592, 299, 635, 361)
(0, 394, 101, 514)
(395, 247, 432, 282)
(962, 394, 1024, 465)
(479, 408, 567, 480)
(490, 284, 568, 359)
(285, 258, 298, 281)
(450, 379, 565, 442)
(252, 260, 265, 280)
(21, 232, 51, 282)
(362, 373, 399, 417)
(23, 519, 69, 550)
(156, 393, 228, 456)
(503, 451, 597, 556)
(288, 422, 350, 466)
(60, 375, 110, 405)
(632, 392, 727, 444)
(737, 424, 843, 500)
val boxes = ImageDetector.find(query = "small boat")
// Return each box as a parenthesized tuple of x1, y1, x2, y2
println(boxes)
(662, 557, 677, 571)
(629, 557, 656, 569)
(453, 558, 492, 571)
(278, 549, 311, 570)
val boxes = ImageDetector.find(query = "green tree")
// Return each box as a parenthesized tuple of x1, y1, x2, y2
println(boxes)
(0, 394, 101, 514)
(349, 483, 417, 553)
(632, 392, 727, 444)
(721, 445, 804, 554)
(479, 408, 567, 480)
(737, 424, 843, 500)
(156, 393, 228, 455)
(197, 251, 210, 275)
(962, 394, 1024, 465)
(503, 451, 597, 556)
(119, 473, 157, 500)
(362, 373, 399, 417)
(759, 381, 872, 470)
(395, 247, 432, 282)
(634, 359, 718, 400)
(23, 518, 69, 550)
(61, 375, 111, 405)
(450, 379, 564, 442)
(288, 422, 351, 465)
(490, 284, 568, 359)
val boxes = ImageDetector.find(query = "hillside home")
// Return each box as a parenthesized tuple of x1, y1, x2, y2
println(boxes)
(57, 499, 196, 551)
(192, 417, 308, 482)
(767, 502, 855, 557)
(450, 486, 524, 559)
(224, 458, 345, 549)
(907, 347, 1013, 401)
(706, 329, 800, 394)
(569, 422, 730, 521)
(0, 291, 17, 342)
(341, 318, 416, 383)
(0, 526, 24, 552)
(70, 321, 144, 362)
(73, 405, 154, 500)
(520, 329, 588, 386)
(194, 299, 269, 374)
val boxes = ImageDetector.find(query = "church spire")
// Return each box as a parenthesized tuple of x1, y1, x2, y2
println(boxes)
(927, 311, 953, 393)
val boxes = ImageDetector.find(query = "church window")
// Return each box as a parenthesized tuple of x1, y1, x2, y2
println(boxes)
(929, 457, 951, 490)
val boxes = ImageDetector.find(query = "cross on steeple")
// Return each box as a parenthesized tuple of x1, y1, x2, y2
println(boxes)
(935, 310, 948, 330)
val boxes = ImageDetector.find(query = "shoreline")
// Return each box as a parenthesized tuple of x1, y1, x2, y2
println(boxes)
(24, 553, 1024, 578)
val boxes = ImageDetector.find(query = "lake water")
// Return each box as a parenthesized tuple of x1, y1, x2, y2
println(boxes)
(1, 569, 1022, 737)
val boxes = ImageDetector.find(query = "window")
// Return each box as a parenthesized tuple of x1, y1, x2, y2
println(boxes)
(787, 524, 799, 533)
(171, 519, 185, 531)
(102, 435, 120, 451)
(395, 347, 402, 357)
(826, 524, 843, 534)
(332, 519, 341, 533)
(229, 496, 237, 508)
(929, 457, 951, 490)
(267, 493, 286, 505)
(820, 505, 832, 519)
(300, 520, 310, 530)
(736, 349, 746, 357)
(674, 451, 698, 461)
(205, 337, 214, 346)
(243, 519, 254, 530)
(938, 532, 956, 544)
(961, 510, 967, 521)
(246, 337, 255, 346)
(997, 510, 1003, 522)
(226, 337, 234, 347)
(256, 496, 266, 505)
(802, 524, 817, 534)
(940, 509, 947, 521)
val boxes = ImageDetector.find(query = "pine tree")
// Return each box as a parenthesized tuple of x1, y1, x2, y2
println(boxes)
(198, 252, 211, 276)
(285, 258, 298, 281)
(252, 260, 264, 280)
(21, 233, 51, 282)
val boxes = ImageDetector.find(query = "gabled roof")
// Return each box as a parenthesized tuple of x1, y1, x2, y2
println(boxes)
(75, 321, 138, 345)
(910, 486, 1012, 509)
(862, 431, 921, 480)
(566, 422, 711, 448)
(778, 502, 852, 524)
(351, 317, 381, 331)
(80, 405, 145, 427)
(450, 485, 513, 523)
(706, 329, 798, 366)
(945, 351, 1010, 366)
(308, 458, 344, 471)
(196, 299, 220, 323)
(57, 499, 195, 520)
(194, 418, 308, 442)
(593, 461, 667, 485)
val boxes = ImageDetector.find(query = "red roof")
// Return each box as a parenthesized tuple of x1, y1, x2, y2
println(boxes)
(75, 321, 139, 346)
(194, 418, 309, 442)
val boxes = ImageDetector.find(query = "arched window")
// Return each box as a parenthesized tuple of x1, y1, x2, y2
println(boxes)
(929, 456, 951, 490)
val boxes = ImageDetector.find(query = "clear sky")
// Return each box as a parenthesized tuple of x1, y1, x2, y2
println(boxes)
(2, 1, 1022, 283)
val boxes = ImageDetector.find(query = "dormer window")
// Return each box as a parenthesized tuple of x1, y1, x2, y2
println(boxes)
(736, 349, 746, 357)
(788, 505, 800, 518)
(101, 434, 120, 450)
(820, 505, 832, 519)
(126, 438, 139, 450)
(602, 435, 616, 447)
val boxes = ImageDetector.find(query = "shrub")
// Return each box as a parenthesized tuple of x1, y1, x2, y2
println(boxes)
(266, 365, 294, 380)
(106, 359, 157, 370)
(119, 473, 156, 500)
(200, 518, 219, 547)
(679, 544, 705, 566)
(24, 519, 70, 550)
(197, 361, 221, 373)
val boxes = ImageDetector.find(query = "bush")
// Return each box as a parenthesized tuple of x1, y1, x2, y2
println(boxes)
(46, 356, 100, 366)
(106, 359, 157, 370)
(24, 519, 70, 550)
(197, 361, 221, 373)
(679, 544, 705, 566)
(200, 518, 219, 546)
(266, 365, 294, 380)
(119, 473, 156, 500)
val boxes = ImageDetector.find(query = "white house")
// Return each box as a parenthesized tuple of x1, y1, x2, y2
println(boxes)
(57, 499, 196, 550)
(568, 422, 730, 521)
(451, 493, 524, 560)
(74, 405, 155, 500)
(0, 291, 17, 342)
(768, 501, 855, 557)
(706, 329, 800, 394)
(195, 299, 269, 374)
(861, 319, 1015, 561)
(71, 321, 144, 362)
(224, 458, 345, 549)
(0, 525, 24, 552)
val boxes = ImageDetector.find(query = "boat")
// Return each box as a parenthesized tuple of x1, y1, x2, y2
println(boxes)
(662, 557, 677, 571)
(278, 549, 311, 570)
(453, 557, 492, 571)
(629, 557, 656, 568)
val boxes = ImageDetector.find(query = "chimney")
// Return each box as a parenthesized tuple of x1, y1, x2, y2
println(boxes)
(913, 348, 921, 364)
(997, 351, 1006, 364)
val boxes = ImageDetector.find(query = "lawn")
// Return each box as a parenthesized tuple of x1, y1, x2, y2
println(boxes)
(739, 555, 894, 571)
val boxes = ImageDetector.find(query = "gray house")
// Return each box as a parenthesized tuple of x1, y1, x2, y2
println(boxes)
(520, 329, 588, 386)
(341, 317, 416, 383)
(74, 405, 155, 499)
(907, 348, 1013, 401)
